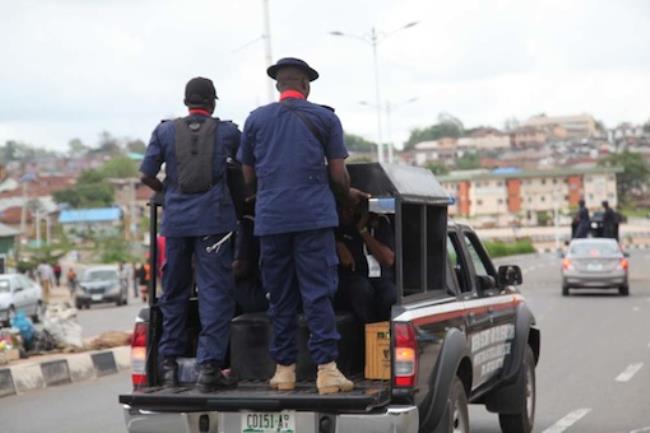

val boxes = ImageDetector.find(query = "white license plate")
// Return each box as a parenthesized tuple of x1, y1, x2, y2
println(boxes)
(587, 263, 603, 271)
(91, 294, 103, 301)
(241, 411, 295, 433)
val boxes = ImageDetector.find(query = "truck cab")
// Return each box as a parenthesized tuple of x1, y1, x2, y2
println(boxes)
(119, 163, 540, 433)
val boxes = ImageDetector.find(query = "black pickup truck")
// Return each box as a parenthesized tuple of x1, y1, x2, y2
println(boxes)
(119, 163, 540, 433)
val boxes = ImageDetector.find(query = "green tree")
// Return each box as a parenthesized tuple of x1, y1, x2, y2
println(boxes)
(97, 131, 121, 155)
(427, 162, 450, 176)
(343, 133, 377, 153)
(599, 150, 650, 204)
(455, 153, 481, 170)
(404, 113, 464, 150)
(100, 156, 138, 178)
(126, 139, 146, 154)
(68, 138, 89, 154)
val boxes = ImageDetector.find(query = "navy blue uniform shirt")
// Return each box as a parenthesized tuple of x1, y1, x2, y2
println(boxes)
(140, 113, 241, 237)
(237, 95, 348, 236)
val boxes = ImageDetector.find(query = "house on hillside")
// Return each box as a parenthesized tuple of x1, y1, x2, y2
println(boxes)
(58, 207, 122, 240)
(0, 223, 19, 256)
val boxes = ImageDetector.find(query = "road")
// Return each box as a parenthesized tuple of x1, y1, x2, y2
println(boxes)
(2, 252, 649, 433)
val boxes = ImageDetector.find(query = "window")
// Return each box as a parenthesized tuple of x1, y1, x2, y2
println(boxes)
(498, 199, 504, 204)
(448, 233, 470, 293)
(463, 234, 489, 276)
(462, 232, 497, 293)
(541, 179, 546, 185)
(541, 196, 546, 202)
(477, 199, 483, 206)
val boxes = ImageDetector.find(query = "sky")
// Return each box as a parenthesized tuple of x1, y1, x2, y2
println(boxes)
(1, 0, 649, 151)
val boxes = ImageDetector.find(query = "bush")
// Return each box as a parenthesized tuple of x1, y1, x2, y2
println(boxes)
(96, 237, 135, 263)
(483, 238, 536, 258)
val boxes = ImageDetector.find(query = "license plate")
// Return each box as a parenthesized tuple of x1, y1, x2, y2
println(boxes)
(587, 263, 602, 271)
(91, 294, 102, 301)
(241, 411, 295, 433)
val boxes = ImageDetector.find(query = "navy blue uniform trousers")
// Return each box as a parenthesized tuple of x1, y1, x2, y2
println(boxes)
(158, 234, 235, 365)
(260, 228, 340, 366)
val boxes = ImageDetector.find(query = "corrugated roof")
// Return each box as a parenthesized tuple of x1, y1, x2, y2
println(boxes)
(439, 165, 623, 182)
(59, 208, 122, 224)
(0, 222, 20, 237)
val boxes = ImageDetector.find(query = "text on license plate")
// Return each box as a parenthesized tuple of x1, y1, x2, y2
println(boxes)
(587, 263, 603, 271)
(91, 294, 103, 301)
(241, 411, 295, 433)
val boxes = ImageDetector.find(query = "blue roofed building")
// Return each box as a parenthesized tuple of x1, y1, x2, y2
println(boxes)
(58, 207, 122, 240)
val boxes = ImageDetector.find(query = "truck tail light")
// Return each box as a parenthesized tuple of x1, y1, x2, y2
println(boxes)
(131, 320, 148, 388)
(393, 322, 417, 388)
(618, 258, 629, 270)
(562, 258, 573, 270)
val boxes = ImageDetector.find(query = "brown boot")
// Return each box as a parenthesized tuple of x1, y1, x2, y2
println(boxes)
(317, 362, 354, 394)
(269, 363, 296, 391)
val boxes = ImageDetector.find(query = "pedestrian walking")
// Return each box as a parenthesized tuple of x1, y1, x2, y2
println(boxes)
(66, 267, 77, 296)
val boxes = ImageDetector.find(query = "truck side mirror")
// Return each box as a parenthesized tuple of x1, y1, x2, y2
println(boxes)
(477, 275, 496, 292)
(497, 265, 523, 286)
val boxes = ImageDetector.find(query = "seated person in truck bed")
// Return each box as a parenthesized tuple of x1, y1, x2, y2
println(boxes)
(336, 203, 396, 323)
(233, 215, 269, 314)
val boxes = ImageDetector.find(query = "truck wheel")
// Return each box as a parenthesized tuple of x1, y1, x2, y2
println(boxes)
(446, 376, 469, 433)
(619, 284, 629, 296)
(498, 347, 536, 433)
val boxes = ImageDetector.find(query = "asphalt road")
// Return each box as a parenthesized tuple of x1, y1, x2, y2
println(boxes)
(3, 252, 650, 433)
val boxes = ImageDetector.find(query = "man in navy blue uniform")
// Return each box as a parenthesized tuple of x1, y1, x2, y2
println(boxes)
(238, 58, 361, 394)
(140, 77, 239, 392)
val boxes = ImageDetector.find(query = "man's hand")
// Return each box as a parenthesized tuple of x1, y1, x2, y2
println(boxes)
(336, 241, 355, 271)
(141, 174, 163, 192)
(356, 211, 370, 233)
(348, 187, 370, 207)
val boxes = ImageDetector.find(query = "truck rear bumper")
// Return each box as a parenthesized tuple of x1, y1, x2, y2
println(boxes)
(122, 404, 419, 433)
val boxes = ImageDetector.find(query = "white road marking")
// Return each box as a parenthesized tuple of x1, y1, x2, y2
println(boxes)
(630, 426, 650, 433)
(615, 363, 644, 382)
(633, 307, 640, 312)
(541, 408, 592, 433)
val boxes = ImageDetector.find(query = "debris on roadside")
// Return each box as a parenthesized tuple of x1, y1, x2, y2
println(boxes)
(87, 330, 132, 350)
(41, 302, 83, 349)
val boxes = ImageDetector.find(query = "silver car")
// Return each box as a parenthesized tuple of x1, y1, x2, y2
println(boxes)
(562, 238, 629, 296)
(75, 266, 128, 309)
(0, 273, 44, 325)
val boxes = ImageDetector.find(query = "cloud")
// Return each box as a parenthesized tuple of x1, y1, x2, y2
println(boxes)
(0, 0, 648, 150)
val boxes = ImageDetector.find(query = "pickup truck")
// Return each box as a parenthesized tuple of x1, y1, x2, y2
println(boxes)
(119, 163, 540, 433)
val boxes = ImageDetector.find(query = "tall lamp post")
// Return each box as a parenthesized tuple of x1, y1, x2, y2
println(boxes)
(360, 97, 417, 163)
(330, 21, 419, 163)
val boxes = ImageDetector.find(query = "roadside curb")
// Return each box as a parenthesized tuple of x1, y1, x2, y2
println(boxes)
(0, 346, 130, 398)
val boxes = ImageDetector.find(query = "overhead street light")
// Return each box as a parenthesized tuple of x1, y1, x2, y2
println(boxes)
(330, 21, 420, 163)
(359, 97, 418, 162)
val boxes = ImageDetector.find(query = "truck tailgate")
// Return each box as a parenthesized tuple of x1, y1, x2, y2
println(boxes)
(119, 378, 390, 412)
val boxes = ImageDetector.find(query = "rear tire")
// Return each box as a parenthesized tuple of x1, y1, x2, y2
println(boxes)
(444, 376, 470, 433)
(562, 284, 570, 296)
(619, 284, 629, 296)
(498, 347, 536, 433)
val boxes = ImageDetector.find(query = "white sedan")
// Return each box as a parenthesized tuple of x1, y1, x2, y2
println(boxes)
(0, 273, 44, 325)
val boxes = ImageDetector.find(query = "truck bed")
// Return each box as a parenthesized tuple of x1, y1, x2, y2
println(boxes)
(119, 377, 390, 412)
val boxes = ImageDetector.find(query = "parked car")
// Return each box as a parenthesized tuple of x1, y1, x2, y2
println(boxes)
(75, 266, 128, 308)
(562, 238, 629, 296)
(120, 164, 540, 433)
(0, 273, 44, 325)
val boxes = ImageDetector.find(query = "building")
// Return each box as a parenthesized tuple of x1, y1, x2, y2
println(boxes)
(0, 223, 19, 256)
(58, 207, 122, 240)
(413, 137, 461, 166)
(457, 127, 510, 152)
(523, 114, 598, 139)
(439, 166, 621, 221)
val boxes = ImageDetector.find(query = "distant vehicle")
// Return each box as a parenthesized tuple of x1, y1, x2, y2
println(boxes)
(562, 238, 629, 296)
(589, 211, 605, 237)
(75, 266, 128, 309)
(0, 273, 43, 325)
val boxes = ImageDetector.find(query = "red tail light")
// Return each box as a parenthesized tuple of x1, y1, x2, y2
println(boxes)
(618, 258, 629, 270)
(131, 321, 148, 388)
(562, 258, 573, 271)
(393, 322, 417, 388)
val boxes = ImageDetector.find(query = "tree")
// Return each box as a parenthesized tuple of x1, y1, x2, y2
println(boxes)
(126, 139, 146, 154)
(343, 133, 377, 153)
(427, 162, 450, 176)
(599, 150, 650, 204)
(97, 131, 121, 155)
(100, 156, 138, 178)
(53, 182, 114, 208)
(455, 153, 481, 170)
(68, 138, 89, 155)
(404, 113, 464, 150)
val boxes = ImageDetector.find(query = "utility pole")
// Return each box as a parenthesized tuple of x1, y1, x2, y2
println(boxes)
(370, 27, 383, 163)
(262, 0, 274, 102)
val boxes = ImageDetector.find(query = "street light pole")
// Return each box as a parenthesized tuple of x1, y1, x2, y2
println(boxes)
(262, 0, 274, 102)
(370, 27, 383, 163)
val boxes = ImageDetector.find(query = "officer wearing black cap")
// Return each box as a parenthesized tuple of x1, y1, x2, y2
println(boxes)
(238, 57, 365, 394)
(140, 77, 240, 392)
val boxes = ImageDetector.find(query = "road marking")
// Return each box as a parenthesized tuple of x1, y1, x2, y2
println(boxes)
(615, 363, 644, 382)
(541, 408, 591, 433)
(633, 307, 640, 312)
(630, 426, 650, 433)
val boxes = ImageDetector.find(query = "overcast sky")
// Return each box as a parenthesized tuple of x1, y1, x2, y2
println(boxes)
(1, 0, 649, 151)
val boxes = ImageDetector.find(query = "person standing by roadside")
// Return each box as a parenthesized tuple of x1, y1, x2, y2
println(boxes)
(66, 267, 77, 296)
(53, 262, 62, 287)
(133, 262, 142, 298)
(572, 199, 590, 239)
(36, 260, 54, 303)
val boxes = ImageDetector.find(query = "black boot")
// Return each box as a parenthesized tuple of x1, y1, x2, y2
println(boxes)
(196, 362, 237, 393)
(161, 358, 178, 388)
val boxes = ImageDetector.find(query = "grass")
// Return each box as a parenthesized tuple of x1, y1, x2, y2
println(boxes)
(484, 238, 536, 258)
(619, 206, 650, 219)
